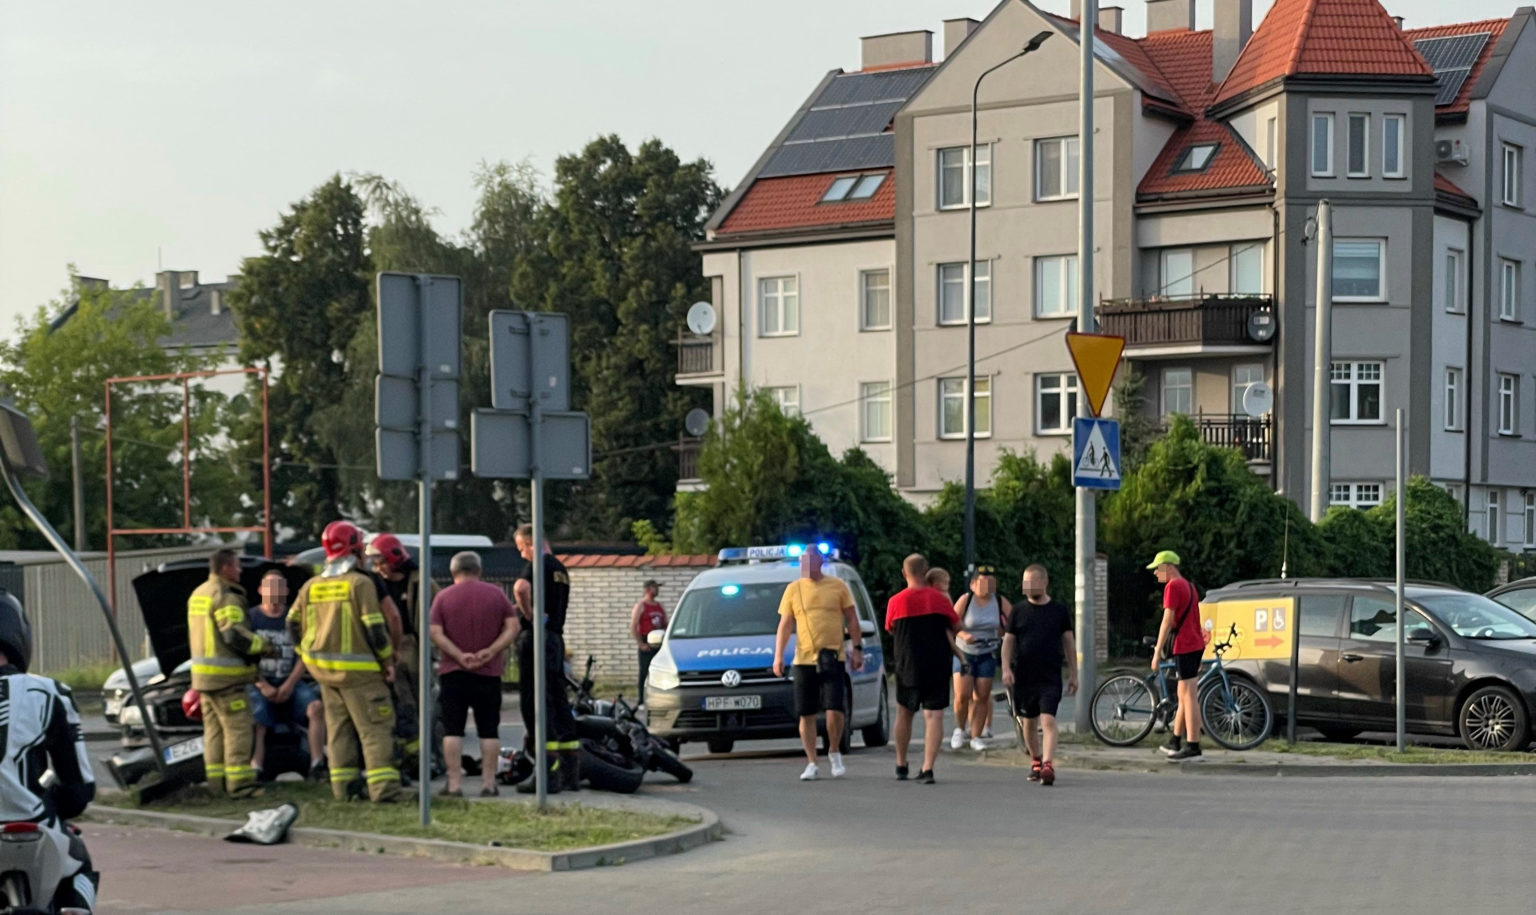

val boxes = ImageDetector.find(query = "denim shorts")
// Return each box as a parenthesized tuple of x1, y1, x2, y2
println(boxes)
(953, 651, 999, 679)
(248, 680, 321, 729)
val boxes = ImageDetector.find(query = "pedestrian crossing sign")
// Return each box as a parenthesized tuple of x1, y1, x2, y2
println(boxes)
(1072, 417, 1121, 490)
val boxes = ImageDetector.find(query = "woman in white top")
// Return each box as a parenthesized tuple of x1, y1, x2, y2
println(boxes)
(950, 565, 1009, 752)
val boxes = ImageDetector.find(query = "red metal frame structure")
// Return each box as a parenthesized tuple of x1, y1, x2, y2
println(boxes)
(104, 367, 273, 615)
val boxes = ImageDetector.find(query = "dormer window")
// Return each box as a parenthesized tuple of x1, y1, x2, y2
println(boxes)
(822, 173, 886, 202)
(1173, 144, 1218, 173)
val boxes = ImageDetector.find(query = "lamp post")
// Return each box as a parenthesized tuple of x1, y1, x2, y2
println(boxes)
(964, 28, 1053, 581)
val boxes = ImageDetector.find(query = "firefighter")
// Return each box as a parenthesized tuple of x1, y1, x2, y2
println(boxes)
(512, 523, 580, 794)
(288, 521, 401, 802)
(366, 533, 441, 776)
(188, 547, 267, 798)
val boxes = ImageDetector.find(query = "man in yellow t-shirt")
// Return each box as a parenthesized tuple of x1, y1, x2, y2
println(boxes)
(773, 548, 864, 781)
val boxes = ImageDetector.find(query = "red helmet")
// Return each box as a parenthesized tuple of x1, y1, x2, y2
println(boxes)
(322, 520, 363, 560)
(365, 533, 410, 571)
(181, 689, 201, 722)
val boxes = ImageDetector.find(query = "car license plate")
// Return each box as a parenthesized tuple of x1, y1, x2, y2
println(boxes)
(164, 736, 203, 765)
(703, 695, 761, 711)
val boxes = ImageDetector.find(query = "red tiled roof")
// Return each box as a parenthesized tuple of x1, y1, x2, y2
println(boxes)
(1404, 18, 1510, 114)
(1042, 14, 1185, 111)
(716, 169, 895, 236)
(1213, 0, 1434, 107)
(1139, 28, 1217, 109)
(1138, 119, 1272, 197)
(1434, 172, 1479, 208)
(556, 553, 716, 569)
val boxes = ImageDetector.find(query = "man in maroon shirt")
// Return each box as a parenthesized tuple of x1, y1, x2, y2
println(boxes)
(428, 551, 519, 796)
(1148, 550, 1207, 762)
(885, 554, 960, 784)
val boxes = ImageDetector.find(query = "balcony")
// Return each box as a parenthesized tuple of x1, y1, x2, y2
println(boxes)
(675, 333, 722, 381)
(1160, 412, 1272, 464)
(1097, 294, 1274, 353)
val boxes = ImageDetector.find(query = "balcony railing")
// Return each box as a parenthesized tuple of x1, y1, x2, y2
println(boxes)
(1097, 294, 1274, 349)
(676, 437, 702, 482)
(676, 333, 719, 377)
(1160, 412, 1272, 463)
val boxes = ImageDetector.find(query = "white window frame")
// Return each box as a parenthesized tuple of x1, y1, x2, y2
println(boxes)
(1161, 367, 1193, 417)
(938, 376, 991, 440)
(1503, 142, 1523, 207)
(1499, 258, 1521, 322)
(1160, 248, 1195, 298)
(937, 144, 991, 210)
(1488, 490, 1502, 544)
(1346, 113, 1370, 177)
(1383, 114, 1405, 178)
(1525, 492, 1536, 548)
(1332, 238, 1387, 302)
(758, 276, 799, 337)
(1035, 373, 1080, 434)
(1232, 364, 1264, 413)
(1230, 244, 1264, 295)
(1444, 249, 1463, 314)
(859, 268, 891, 331)
(1312, 113, 1335, 177)
(767, 385, 800, 416)
(936, 261, 991, 326)
(1498, 373, 1519, 435)
(859, 381, 892, 443)
(1444, 367, 1462, 431)
(1330, 361, 1384, 424)
(1034, 136, 1080, 201)
(1330, 482, 1383, 510)
(1034, 254, 1078, 318)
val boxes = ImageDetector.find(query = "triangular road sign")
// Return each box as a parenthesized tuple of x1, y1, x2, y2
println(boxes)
(1066, 332, 1125, 417)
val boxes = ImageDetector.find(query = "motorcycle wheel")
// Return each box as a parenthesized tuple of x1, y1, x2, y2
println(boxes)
(647, 740, 694, 783)
(578, 738, 644, 794)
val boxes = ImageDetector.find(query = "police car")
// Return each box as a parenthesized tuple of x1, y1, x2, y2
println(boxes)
(643, 543, 890, 754)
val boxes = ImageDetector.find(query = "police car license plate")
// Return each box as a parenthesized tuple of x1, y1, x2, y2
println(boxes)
(703, 695, 761, 711)
(164, 736, 203, 765)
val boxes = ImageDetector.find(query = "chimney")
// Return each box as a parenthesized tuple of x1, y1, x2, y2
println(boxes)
(178, 270, 198, 289)
(210, 288, 223, 316)
(1099, 6, 1124, 34)
(1392, 16, 1404, 30)
(1146, 0, 1195, 33)
(860, 30, 933, 70)
(1213, 0, 1254, 83)
(943, 18, 979, 58)
(156, 270, 175, 318)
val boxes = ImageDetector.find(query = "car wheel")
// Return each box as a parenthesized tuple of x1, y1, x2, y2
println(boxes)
(1315, 725, 1361, 742)
(861, 680, 891, 748)
(1459, 685, 1529, 752)
(706, 738, 734, 754)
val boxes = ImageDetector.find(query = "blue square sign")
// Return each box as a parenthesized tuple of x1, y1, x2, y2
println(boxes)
(1073, 417, 1121, 490)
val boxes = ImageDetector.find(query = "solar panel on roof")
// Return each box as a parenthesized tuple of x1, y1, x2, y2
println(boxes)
(786, 100, 905, 143)
(759, 135, 894, 178)
(1434, 69, 1471, 106)
(1413, 32, 1491, 105)
(815, 68, 933, 107)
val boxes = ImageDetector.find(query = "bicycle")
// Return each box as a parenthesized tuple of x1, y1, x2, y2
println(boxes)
(1089, 622, 1273, 750)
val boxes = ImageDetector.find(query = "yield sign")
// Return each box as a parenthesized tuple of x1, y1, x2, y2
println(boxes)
(1066, 332, 1125, 418)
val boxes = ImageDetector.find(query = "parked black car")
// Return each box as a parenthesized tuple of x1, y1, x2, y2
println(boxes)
(1209, 579, 1536, 751)
(1487, 576, 1536, 621)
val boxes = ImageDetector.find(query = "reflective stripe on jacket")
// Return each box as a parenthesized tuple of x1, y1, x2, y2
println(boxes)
(288, 570, 392, 687)
(187, 576, 265, 691)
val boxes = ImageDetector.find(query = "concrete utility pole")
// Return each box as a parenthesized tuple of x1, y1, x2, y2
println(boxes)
(1073, 0, 1098, 733)
(1394, 409, 1406, 752)
(1308, 200, 1333, 522)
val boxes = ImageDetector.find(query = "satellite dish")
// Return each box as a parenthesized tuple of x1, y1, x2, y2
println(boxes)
(1246, 310, 1276, 343)
(686, 302, 717, 336)
(1242, 382, 1274, 418)
(684, 408, 711, 438)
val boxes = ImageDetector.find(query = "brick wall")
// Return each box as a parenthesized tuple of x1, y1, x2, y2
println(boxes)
(1094, 553, 1109, 664)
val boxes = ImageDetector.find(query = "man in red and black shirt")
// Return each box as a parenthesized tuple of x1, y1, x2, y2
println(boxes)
(885, 553, 960, 785)
(630, 580, 668, 702)
(1148, 550, 1207, 762)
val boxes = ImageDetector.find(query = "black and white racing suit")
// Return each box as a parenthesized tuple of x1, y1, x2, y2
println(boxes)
(0, 664, 98, 909)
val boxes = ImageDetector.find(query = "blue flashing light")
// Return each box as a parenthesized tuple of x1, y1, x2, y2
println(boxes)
(721, 584, 740, 597)
(816, 542, 832, 556)
(786, 544, 805, 558)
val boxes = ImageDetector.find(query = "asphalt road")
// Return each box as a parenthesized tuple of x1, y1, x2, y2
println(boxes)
(89, 704, 1534, 915)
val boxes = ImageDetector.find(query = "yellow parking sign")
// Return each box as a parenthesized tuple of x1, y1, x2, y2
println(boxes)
(1198, 597, 1295, 661)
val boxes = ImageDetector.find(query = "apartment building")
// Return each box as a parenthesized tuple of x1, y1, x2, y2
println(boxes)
(686, 0, 1536, 547)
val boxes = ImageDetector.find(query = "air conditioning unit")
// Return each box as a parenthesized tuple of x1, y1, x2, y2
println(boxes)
(1435, 138, 1469, 166)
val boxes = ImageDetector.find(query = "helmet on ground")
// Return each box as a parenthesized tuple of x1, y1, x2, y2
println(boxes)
(322, 521, 363, 560)
(181, 689, 202, 722)
(365, 533, 410, 571)
(0, 590, 32, 673)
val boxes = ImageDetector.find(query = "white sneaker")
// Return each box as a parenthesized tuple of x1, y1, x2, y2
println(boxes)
(970, 737, 987, 752)
(800, 763, 820, 781)
(981, 729, 994, 739)
(829, 753, 846, 778)
(950, 728, 966, 750)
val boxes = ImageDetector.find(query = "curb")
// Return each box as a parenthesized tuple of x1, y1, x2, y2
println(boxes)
(1178, 761, 1536, 778)
(84, 798, 721, 871)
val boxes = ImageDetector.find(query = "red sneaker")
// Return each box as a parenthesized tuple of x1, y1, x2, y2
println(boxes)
(1028, 758, 1043, 782)
(1040, 761, 1055, 786)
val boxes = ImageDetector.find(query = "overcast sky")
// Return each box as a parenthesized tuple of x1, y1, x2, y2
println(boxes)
(0, 0, 1512, 337)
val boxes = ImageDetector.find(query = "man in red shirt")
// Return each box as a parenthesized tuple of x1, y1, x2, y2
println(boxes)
(630, 580, 667, 703)
(1148, 550, 1207, 762)
(885, 554, 960, 784)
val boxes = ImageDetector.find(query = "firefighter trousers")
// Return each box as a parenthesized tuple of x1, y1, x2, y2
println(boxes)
(321, 679, 400, 802)
(517, 630, 578, 753)
(201, 685, 258, 796)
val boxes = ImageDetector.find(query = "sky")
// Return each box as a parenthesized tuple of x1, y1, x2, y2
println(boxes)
(0, 0, 1516, 338)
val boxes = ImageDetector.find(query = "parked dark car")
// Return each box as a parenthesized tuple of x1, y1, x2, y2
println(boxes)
(1209, 579, 1536, 751)
(1487, 576, 1536, 621)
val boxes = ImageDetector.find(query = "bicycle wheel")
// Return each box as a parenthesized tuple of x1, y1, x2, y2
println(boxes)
(1200, 677, 1273, 751)
(1090, 674, 1158, 746)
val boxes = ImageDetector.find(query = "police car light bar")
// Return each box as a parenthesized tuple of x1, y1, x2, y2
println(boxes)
(716, 543, 839, 563)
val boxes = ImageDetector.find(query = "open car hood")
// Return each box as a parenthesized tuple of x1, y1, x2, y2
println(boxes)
(131, 556, 312, 674)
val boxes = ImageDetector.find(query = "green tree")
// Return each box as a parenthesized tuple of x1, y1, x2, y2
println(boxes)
(1317, 478, 1500, 591)
(229, 175, 372, 538)
(1111, 366, 1159, 474)
(0, 278, 234, 549)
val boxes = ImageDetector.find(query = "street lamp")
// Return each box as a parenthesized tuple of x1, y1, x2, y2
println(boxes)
(964, 28, 1053, 581)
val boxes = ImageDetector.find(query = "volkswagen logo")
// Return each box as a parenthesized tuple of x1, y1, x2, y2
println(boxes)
(720, 669, 742, 688)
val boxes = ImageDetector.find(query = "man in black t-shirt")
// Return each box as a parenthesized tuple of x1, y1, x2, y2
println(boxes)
(1002, 564, 1077, 786)
(512, 524, 578, 793)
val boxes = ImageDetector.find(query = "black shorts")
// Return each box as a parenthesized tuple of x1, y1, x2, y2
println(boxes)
(792, 664, 847, 717)
(439, 670, 502, 738)
(896, 680, 949, 712)
(1173, 650, 1203, 681)
(1011, 679, 1063, 719)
